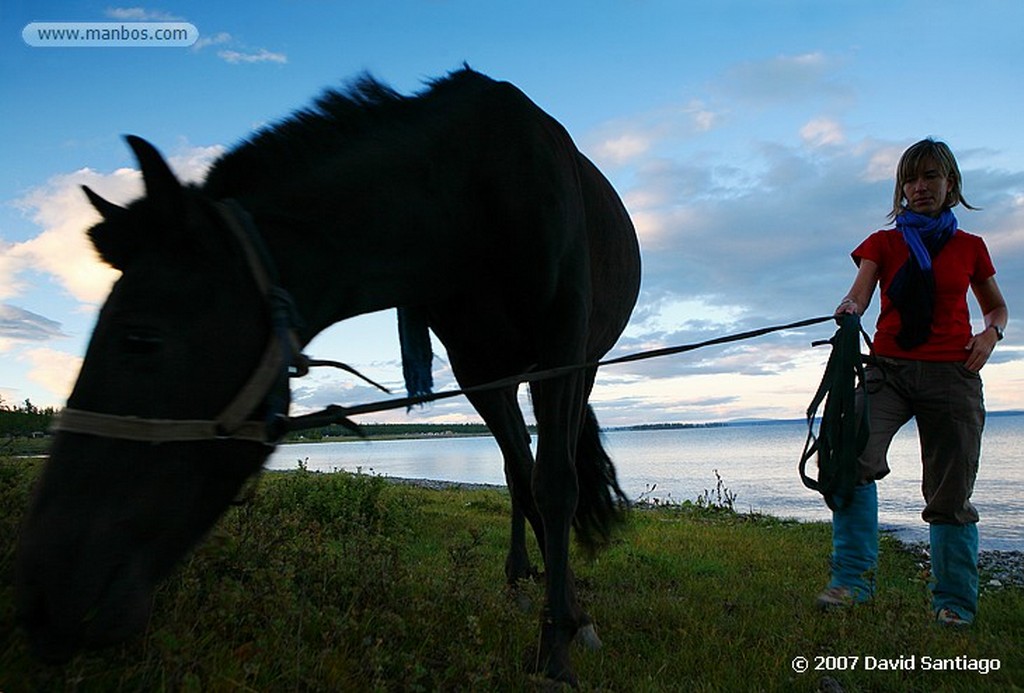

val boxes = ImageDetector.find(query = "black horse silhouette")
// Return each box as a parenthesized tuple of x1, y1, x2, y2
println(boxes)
(16, 67, 640, 685)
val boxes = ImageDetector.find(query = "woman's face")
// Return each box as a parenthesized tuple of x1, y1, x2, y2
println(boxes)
(902, 158, 953, 217)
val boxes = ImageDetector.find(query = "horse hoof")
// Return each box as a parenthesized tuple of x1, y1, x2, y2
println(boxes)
(507, 579, 536, 613)
(575, 623, 602, 650)
(529, 672, 579, 690)
(513, 591, 533, 613)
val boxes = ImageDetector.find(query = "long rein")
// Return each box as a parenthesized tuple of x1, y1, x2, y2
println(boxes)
(285, 314, 838, 436)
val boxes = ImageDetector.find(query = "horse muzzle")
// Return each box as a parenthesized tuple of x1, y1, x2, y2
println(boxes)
(16, 479, 156, 663)
(17, 542, 154, 662)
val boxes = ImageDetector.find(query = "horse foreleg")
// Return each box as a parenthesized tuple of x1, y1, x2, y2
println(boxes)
(507, 503, 539, 585)
(530, 378, 588, 687)
(505, 451, 544, 587)
(464, 389, 544, 585)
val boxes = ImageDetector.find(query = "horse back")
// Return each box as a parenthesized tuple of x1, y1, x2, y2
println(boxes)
(425, 74, 640, 360)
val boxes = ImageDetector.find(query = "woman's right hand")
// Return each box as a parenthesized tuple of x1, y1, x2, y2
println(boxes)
(835, 297, 859, 315)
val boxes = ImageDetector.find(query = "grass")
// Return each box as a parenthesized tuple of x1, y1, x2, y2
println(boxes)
(1, 456, 1022, 692)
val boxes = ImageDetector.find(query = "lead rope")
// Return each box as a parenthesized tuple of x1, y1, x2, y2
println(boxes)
(798, 313, 873, 510)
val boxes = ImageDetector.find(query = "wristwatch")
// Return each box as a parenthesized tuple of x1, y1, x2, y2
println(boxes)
(990, 324, 1005, 341)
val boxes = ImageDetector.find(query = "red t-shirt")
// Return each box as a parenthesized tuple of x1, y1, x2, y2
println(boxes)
(852, 229, 996, 361)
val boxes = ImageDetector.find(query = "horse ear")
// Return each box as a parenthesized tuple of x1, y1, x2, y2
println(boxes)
(87, 222, 134, 270)
(125, 135, 184, 221)
(82, 185, 135, 269)
(83, 137, 187, 270)
(82, 185, 126, 221)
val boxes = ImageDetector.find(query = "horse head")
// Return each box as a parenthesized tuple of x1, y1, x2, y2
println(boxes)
(16, 137, 280, 661)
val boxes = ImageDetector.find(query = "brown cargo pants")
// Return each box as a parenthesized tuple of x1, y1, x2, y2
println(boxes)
(856, 357, 984, 525)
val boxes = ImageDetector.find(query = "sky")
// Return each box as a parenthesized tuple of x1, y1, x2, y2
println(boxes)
(1, 0, 1023, 428)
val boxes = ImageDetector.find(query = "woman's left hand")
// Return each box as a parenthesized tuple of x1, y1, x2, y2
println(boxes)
(964, 328, 999, 372)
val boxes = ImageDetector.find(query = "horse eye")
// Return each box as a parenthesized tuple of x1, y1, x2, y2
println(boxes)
(123, 330, 164, 355)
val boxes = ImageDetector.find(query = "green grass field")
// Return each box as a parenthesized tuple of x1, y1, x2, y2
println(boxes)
(2, 458, 1021, 691)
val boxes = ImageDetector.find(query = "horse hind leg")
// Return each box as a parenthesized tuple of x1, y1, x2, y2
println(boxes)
(528, 370, 594, 686)
(530, 376, 626, 681)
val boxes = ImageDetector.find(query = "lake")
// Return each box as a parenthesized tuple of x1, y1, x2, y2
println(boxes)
(267, 414, 1024, 551)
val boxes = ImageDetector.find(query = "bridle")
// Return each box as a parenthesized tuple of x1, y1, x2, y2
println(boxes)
(51, 200, 339, 445)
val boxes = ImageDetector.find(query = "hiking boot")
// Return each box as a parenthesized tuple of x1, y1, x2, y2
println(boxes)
(816, 586, 854, 610)
(936, 607, 971, 628)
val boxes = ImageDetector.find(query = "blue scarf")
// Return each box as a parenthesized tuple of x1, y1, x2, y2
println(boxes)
(886, 209, 957, 350)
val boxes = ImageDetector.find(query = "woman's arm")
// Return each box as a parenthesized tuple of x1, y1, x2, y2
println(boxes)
(835, 258, 879, 316)
(964, 276, 1008, 372)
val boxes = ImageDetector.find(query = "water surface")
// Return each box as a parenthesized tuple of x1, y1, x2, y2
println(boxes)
(267, 415, 1024, 551)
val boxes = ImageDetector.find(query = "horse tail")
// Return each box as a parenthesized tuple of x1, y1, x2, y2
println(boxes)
(573, 405, 628, 554)
(397, 306, 433, 399)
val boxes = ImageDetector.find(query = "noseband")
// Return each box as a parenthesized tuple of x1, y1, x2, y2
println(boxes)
(52, 201, 306, 445)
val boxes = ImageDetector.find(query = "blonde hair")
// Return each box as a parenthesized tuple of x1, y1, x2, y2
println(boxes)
(888, 138, 979, 221)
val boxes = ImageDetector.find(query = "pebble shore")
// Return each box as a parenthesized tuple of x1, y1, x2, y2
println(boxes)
(978, 551, 1024, 589)
(898, 541, 1024, 591)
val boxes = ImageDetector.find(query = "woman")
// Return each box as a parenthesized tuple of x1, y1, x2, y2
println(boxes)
(821, 138, 1008, 626)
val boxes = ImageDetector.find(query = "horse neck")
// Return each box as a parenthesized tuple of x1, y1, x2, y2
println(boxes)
(246, 189, 454, 344)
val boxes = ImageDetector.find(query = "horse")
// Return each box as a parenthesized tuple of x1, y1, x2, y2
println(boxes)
(16, 67, 641, 685)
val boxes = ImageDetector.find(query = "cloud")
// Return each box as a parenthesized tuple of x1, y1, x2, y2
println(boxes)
(218, 48, 288, 65)
(187, 27, 286, 66)
(0, 305, 65, 342)
(6, 143, 223, 306)
(167, 142, 227, 176)
(10, 167, 130, 304)
(191, 32, 232, 52)
(0, 143, 224, 407)
(105, 7, 183, 21)
(720, 51, 847, 106)
(21, 347, 83, 403)
(863, 145, 904, 183)
(0, 241, 26, 302)
(594, 133, 653, 165)
(586, 100, 725, 167)
(616, 136, 892, 303)
(800, 117, 845, 147)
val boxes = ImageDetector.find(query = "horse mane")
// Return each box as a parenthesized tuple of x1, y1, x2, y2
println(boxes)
(203, 65, 489, 199)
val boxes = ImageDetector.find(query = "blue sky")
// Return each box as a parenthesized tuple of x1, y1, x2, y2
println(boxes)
(2, 0, 1022, 426)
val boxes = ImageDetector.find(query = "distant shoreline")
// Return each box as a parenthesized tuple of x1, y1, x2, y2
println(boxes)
(281, 410, 1024, 443)
(4, 410, 1020, 451)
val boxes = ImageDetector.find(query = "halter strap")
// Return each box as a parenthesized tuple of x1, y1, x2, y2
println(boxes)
(51, 408, 273, 443)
